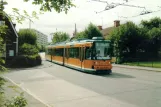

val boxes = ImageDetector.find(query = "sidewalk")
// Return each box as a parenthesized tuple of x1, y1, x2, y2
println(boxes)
(3, 80, 47, 107)
(112, 64, 161, 72)
(8, 61, 53, 71)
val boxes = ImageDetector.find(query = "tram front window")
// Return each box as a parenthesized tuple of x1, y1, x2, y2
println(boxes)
(93, 42, 110, 60)
(85, 47, 92, 59)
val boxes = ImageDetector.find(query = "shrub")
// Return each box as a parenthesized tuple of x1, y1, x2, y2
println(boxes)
(18, 29, 37, 46)
(36, 55, 42, 65)
(19, 43, 39, 56)
(5, 93, 27, 107)
(10, 56, 28, 68)
(10, 55, 42, 68)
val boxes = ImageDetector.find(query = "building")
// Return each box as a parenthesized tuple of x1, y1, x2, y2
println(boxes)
(31, 29, 48, 46)
(99, 20, 120, 38)
(0, 13, 18, 64)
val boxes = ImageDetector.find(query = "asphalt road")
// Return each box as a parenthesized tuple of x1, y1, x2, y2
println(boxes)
(3, 61, 161, 107)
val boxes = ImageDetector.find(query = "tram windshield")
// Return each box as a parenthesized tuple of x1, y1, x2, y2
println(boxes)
(85, 42, 111, 60)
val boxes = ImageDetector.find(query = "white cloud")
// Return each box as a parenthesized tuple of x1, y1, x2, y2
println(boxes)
(4, 0, 161, 42)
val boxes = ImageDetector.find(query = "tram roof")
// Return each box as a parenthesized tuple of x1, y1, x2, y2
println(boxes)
(47, 37, 110, 48)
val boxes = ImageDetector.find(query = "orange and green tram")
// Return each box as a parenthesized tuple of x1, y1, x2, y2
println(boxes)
(45, 37, 112, 74)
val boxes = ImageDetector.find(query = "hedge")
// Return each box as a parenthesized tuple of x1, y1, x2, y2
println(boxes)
(10, 54, 42, 68)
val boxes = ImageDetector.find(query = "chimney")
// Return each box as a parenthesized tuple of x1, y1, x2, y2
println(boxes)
(97, 25, 102, 30)
(114, 20, 120, 27)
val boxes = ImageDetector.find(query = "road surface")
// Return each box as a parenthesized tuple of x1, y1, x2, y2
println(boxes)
(3, 60, 161, 107)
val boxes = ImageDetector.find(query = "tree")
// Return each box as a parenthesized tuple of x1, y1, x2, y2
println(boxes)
(75, 23, 103, 39)
(52, 32, 70, 43)
(24, 0, 75, 13)
(18, 29, 37, 46)
(140, 17, 161, 59)
(146, 28, 161, 58)
(74, 31, 87, 39)
(141, 17, 161, 29)
(109, 22, 146, 63)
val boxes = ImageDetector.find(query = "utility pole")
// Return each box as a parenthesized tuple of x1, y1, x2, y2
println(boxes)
(101, 17, 103, 27)
(28, 18, 33, 29)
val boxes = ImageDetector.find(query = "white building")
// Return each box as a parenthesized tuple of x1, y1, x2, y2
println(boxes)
(32, 29, 48, 46)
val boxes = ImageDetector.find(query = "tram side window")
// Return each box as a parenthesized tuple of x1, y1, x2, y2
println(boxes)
(69, 48, 79, 58)
(54, 48, 63, 56)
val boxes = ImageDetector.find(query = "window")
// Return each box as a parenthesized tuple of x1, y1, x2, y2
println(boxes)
(54, 48, 63, 56)
(69, 48, 79, 58)
(93, 42, 111, 60)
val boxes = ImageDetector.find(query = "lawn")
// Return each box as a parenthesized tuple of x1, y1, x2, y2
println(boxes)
(123, 61, 161, 68)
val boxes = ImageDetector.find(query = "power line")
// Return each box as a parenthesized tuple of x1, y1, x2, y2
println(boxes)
(91, 0, 161, 20)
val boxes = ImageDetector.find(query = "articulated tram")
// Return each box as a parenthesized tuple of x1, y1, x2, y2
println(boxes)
(45, 37, 112, 74)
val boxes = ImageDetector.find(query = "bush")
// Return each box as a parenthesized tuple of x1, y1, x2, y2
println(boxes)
(18, 29, 37, 46)
(19, 43, 39, 56)
(10, 55, 42, 68)
(5, 93, 27, 107)
(10, 56, 28, 68)
(36, 55, 42, 65)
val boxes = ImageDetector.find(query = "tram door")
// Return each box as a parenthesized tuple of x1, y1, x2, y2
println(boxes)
(63, 48, 65, 65)
(80, 46, 85, 69)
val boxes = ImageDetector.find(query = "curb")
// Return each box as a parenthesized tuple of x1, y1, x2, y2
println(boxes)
(112, 64, 161, 72)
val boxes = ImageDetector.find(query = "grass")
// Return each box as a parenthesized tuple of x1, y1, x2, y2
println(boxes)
(123, 61, 161, 68)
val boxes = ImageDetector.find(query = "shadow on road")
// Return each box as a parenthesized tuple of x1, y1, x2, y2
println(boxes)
(97, 72, 135, 78)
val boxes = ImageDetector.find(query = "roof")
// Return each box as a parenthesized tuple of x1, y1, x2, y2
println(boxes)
(101, 26, 115, 37)
(4, 13, 18, 37)
(47, 38, 110, 48)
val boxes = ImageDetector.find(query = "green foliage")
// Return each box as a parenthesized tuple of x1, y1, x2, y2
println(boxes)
(10, 54, 42, 67)
(0, 76, 6, 107)
(146, 28, 161, 57)
(75, 23, 103, 40)
(19, 43, 39, 55)
(109, 22, 147, 63)
(0, 25, 7, 72)
(109, 18, 161, 63)
(52, 32, 70, 43)
(24, 0, 75, 13)
(5, 93, 27, 107)
(18, 29, 37, 46)
(74, 31, 86, 40)
(84, 23, 103, 39)
(38, 45, 45, 52)
(141, 17, 161, 29)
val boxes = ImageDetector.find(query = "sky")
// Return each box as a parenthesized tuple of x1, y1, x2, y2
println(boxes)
(5, 0, 161, 42)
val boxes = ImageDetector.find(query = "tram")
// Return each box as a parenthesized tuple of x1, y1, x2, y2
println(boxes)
(45, 37, 112, 74)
